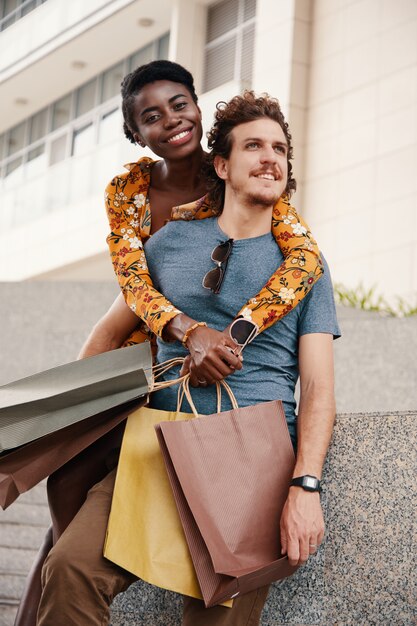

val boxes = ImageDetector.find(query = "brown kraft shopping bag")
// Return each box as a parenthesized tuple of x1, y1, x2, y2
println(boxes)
(0, 398, 147, 510)
(155, 381, 298, 607)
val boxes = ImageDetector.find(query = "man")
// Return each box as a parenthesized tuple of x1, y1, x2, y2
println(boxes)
(37, 92, 340, 626)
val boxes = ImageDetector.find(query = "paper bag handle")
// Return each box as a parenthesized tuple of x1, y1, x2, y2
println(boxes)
(180, 374, 238, 417)
(150, 358, 238, 417)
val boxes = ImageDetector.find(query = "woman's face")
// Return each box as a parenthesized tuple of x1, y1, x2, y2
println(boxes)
(132, 80, 203, 160)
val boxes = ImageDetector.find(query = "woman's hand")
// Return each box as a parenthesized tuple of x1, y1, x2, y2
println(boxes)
(185, 325, 242, 385)
(165, 314, 243, 385)
(180, 351, 242, 387)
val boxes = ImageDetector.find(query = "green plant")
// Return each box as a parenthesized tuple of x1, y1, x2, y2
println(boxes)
(333, 283, 417, 317)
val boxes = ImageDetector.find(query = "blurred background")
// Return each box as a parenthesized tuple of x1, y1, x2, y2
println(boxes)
(0, 0, 416, 306)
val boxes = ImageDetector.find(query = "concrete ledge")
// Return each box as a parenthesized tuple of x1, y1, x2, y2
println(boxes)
(334, 308, 417, 413)
(110, 411, 416, 625)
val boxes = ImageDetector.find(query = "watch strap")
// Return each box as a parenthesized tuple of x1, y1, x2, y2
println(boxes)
(290, 475, 321, 493)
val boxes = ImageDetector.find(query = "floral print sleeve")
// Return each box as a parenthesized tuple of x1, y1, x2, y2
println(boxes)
(105, 157, 182, 338)
(172, 194, 323, 332)
(245, 196, 323, 331)
(106, 156, 323, 341)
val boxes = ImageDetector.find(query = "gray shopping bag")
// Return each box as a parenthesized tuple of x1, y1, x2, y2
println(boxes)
(0, 342, 151, 452)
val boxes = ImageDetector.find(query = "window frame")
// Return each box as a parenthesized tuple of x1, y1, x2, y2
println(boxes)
(203, 0, 256, 93)
(0, 33, 170, 180)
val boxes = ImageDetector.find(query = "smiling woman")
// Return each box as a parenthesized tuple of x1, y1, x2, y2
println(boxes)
(127, 79, 205, 231)
(15, 60, 325, 626)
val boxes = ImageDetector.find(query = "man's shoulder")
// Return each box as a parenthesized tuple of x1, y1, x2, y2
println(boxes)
(301, 255, 333, 306)
(298, 255, 341, 338)
(315, 255, 332, 291)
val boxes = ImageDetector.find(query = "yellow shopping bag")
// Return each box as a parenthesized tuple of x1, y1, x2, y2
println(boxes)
(104, 362, 232, 605)
(104, 402, 201, 597)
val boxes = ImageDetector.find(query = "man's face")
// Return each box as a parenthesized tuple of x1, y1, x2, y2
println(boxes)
(215, 118, 289, 208)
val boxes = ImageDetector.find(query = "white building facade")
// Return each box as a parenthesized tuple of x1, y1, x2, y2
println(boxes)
(1, 0, 416, 302)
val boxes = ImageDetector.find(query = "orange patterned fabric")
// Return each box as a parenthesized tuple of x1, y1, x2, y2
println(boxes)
(105, 157, 323, 343)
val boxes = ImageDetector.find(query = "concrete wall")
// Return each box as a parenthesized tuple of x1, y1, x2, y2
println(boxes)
(0, 282, 415, 624)
(1, 282, 416, 413)
(302, 0, 417, 302)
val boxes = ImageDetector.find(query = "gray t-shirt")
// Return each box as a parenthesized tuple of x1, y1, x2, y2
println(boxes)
(145, 217, 340, 443)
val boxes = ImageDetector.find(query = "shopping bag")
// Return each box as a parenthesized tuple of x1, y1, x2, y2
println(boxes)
(104, 364, 233, 606)
(0, 398, 146, 510)
(155, 379, 298, 607)
(0, 342, 151, 453)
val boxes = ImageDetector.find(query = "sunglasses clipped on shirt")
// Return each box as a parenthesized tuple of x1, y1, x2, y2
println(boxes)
(202, 239, 234, 294)
(229, 317, 259, 355)
(202, 238, 259, 353)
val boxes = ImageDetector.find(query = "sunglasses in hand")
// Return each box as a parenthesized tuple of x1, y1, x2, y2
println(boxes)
(228, 318, 259, 355)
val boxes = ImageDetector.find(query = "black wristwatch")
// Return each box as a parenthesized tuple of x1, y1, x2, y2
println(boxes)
(290, 475, 321, 493)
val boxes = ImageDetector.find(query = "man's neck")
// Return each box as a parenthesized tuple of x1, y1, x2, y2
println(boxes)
(217, 196, 273, 240)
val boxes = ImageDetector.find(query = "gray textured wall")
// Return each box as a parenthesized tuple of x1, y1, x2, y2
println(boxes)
(0, 282, 119, 385)
(1, 282, 416, 413)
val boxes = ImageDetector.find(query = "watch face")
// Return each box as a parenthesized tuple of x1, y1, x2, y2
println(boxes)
(304, 476, 318, 490)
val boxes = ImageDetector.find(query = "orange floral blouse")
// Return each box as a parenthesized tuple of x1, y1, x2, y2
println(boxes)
(105, 157, 323, 346)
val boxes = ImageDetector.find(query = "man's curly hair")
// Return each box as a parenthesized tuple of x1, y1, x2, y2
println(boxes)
(204, 91, 296, 213)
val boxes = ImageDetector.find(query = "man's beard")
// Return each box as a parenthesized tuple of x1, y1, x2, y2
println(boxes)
(243, 189, 280, 209)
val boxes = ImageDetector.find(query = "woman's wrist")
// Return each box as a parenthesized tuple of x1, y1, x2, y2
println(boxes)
(163, 313, 198, 343)
(181, 322, 208, 347)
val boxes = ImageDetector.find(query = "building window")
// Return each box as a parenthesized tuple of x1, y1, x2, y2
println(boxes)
(0, 0, 48, 32)
(7, 121, 26, 157)
(76, 79, 98, 118)
(101, 63, 124, 104)
(29, 108, 48, 144)
(158, 32, 170, 60)
(26, 144, 46, 177)
(5, 156, 22, 178)
(52, 94, 72, 131)
(72, 123, 95, 157)
(0, 33, 170, 182)
(129, 43, 154, 73)
(99, 108, 122, 144)
(49, 135, 67, 166)
(203, 0, 256, 93)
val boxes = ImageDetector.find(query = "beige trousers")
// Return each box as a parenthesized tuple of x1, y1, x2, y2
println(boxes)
(37, 470, 269, 626)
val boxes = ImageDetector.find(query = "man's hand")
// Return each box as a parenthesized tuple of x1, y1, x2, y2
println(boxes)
(184, 326, 243, 386)
(280, 487, 324, 567)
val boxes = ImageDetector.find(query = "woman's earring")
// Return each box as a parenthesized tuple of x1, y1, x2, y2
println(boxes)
(137, 138, 145, 148)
